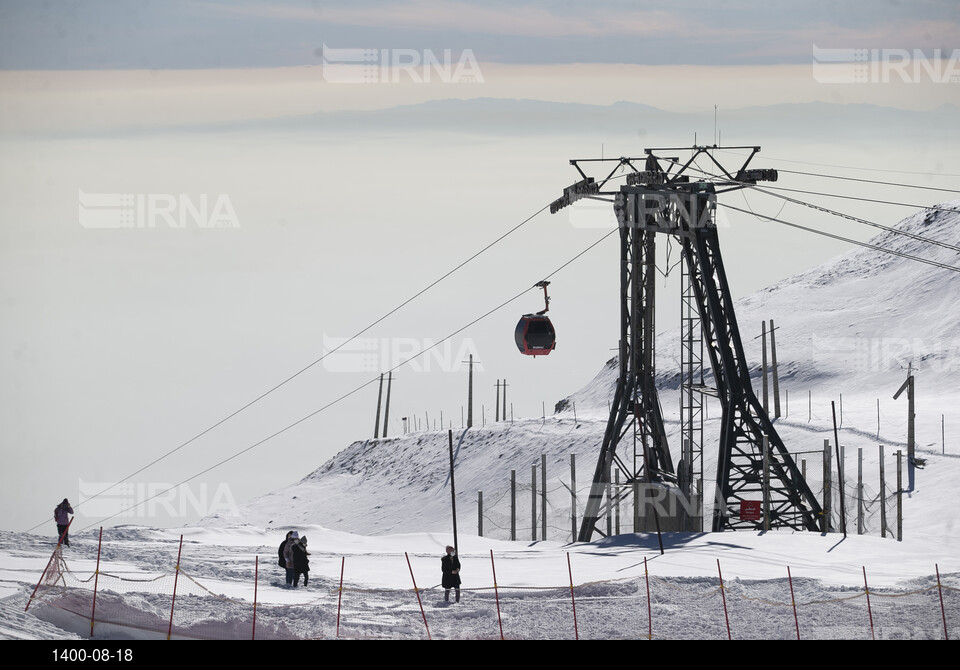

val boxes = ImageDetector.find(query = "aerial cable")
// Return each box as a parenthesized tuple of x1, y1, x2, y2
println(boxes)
(71, 226, 619, 531)
(716, 149, 960, 179)
(720, 202, 960, 274)
(772, 168, 960, 195)
(746, 185, 960, 254)
(753, 183, 960, 215)
(658, 156, 960, 255)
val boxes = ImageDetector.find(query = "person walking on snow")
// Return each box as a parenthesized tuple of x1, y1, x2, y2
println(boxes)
(278, 530, 293, 581)
(54, 498, 73, 547)
(441, 545, 461, 603)
(292, 535, 310, 587)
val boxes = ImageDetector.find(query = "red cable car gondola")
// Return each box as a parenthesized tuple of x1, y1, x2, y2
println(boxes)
(516, 281, 556, 356)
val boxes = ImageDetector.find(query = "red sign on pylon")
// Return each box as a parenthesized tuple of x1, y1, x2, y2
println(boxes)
(740, 500, 762, 521)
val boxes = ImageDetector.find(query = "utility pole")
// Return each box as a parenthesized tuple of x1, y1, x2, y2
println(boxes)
(448, 430, 458, 553)
(762, 321, 769, 414)
(464, 355, 476, 429)
(382, 371, 393, 437)
(893, 363, 915, 490)
(502, 379, 508, 424)
(374, 373, 384, 439)
(770, 319, 781, 419)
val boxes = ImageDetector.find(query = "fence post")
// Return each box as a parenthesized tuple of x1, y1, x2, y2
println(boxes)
(405, 552, 430, 640)
(763, 435, 770, 531)
(633, 479, 640, 533)
(567, 553, 579, 640)
(644, 556, 652, 640)
(90, 527, 103, 638)
(606, 468, 613, 538)
(570, 454, 577, 542)
(252, 556, 259, 640)
(717, 560, 731, 640)
(542, 454, 547, 541)
(863, 566, 875, 640)
(857, 447, 864, 535)
(787, 566, 799, 640)
(879, 446, 887, 538)
(336, 557, 345, 638)
(478, 491, 483, 537)
(897, 450, 903, 542)
(490, 550, 504, 640)
(822, 439, 831, 532)
(167, 534, 184, 641)
(510, 470, 516, 541)
(615, 470, 621, 535)
(531, 464, 537, 542)
(26, 517, 73, 612)
(936, 564, 949, 640)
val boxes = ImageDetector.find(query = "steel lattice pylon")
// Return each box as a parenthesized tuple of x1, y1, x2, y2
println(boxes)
(551, 147, 826, 541)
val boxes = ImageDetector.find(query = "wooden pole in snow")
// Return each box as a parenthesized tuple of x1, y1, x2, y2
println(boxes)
(374, 373, 384, 439)
(770, 319, 781, 418)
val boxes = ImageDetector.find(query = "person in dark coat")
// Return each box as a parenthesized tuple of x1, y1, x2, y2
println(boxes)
(278, 531, 293, 583)
(292, 536, 310, 587)
(441, 545, 461, 603)
(283, 531, 300, 587)
(278, 531, 292, 567)
(54, 498, 73, 547)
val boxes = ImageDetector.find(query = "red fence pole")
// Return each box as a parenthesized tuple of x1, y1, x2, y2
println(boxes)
(862, 566, 875, 640)
(26, 517, 73, 612)
(167, 535, 184, 641)
(90, 528, 103, 638)
(566, 552, 578, 640)
(336, 557, 345, 639)
(787, 566, 799, 640)
(490, 550, 504, 640)
(717, 559, 731, 640)
(936, 564, 948, 640)
(405, 552, 430, 640)
(644, 556, 652, 640)
(252, 556, 259, 641)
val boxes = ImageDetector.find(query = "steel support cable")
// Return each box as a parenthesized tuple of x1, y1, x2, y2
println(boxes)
(719, 202, 960, 274)
(714, 148, 960, 179)
(23, 202, 551, 534)
(654, 155, 960, 255)
(750, 183, 960, 216)
(772, 168, 960, 195)
(745, 185, 960, 254)
(74, 227, 619, 531)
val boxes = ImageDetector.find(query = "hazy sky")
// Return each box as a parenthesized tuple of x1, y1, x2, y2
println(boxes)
(2, 0, 959, 70)
(1, 1, 958, 535)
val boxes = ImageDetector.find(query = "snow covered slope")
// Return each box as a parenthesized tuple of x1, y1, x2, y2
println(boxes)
(4, 204, 960, 641)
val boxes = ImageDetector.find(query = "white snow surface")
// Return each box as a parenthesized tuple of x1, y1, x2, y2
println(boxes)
(3, 204, 960, 640)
